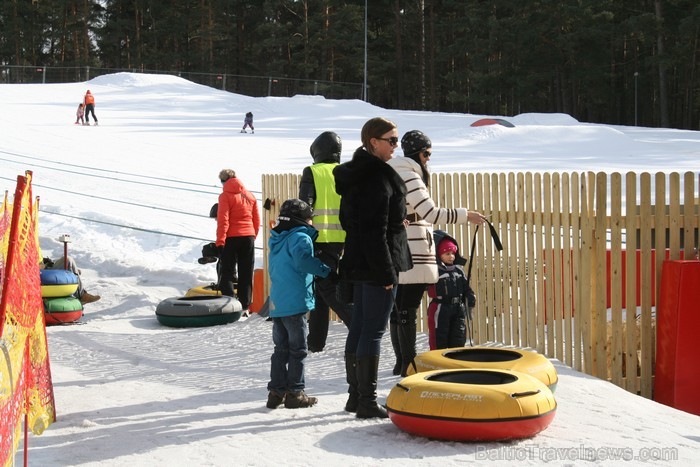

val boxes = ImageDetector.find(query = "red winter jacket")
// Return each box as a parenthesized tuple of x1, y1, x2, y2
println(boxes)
(216, 178, 260, 246)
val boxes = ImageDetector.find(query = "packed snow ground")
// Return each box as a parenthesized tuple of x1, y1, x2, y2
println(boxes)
(1, 73, 699, 466)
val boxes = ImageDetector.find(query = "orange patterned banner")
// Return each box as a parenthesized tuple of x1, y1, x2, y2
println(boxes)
(1, 172, 56, 466)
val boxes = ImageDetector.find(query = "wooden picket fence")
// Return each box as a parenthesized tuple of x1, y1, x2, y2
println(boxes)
(261, 171, 700, 399)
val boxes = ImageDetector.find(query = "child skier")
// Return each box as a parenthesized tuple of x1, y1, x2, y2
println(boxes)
(75, 103, 85, 125)
(266, 198, 332, 409)
(426, 231, 476, 350)
(241, 111, 254, 133)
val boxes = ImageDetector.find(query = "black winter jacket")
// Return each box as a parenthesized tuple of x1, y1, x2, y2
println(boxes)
(333, 148, 412, 286)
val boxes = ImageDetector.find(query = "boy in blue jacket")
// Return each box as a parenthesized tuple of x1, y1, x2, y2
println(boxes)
(267, 198, 332, 409)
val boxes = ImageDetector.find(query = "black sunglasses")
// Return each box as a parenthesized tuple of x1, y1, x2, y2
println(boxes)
(423, 150, 432, 157)
(377, 136, 399, 146)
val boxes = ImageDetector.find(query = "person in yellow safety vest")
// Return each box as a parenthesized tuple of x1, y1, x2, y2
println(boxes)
(299, 131, 352, 352)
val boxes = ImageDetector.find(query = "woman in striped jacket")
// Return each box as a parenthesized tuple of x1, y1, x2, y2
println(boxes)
(386, 130, 485, 376)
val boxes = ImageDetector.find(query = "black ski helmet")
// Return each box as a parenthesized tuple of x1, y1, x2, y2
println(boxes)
(279, 198, 313, 222)
(401, 130, 432, 157)
(310, 131, 342, 164)
(401, 129, 432, 186)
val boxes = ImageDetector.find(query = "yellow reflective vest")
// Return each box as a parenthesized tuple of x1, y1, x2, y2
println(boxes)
(310, 163, 345, 243)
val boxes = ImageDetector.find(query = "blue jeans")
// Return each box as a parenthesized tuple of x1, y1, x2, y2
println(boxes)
(345, 282, 396, 358)
(268, 314, 308, 394)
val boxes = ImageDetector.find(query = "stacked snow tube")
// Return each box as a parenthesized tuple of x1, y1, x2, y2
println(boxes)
(386, 369, 557, 441)
(40, 269, 83, 325)
(185, 283, 222, 297)
(155, 295, 242, 327)
(407, 346, 558, 392)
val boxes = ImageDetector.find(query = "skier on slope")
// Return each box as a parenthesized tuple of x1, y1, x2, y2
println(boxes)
(241, 112, 254, 133)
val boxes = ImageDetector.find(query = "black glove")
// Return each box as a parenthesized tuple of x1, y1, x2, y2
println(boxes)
(467, 286, 476, 308)
(217, 245, 224, 257)
(324, 269, 340, 284)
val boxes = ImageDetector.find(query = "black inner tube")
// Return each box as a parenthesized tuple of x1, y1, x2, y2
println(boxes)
(177, 295, 226, 302)
(444, 348, 522, 363)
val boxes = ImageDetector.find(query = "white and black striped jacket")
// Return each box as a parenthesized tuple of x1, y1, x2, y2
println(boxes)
(387, 156, 470, 285)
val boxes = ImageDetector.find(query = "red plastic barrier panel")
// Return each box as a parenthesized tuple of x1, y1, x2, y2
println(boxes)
(653, 260, 700, 416)
(605, 249, 684, 309)
(543, 249, 686, 320)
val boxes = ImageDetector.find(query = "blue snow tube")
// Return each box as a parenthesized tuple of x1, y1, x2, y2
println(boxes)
(40, 269, 79, 298)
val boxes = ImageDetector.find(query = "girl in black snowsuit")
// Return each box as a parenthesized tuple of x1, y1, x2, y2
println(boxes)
(427, 233, 475, 350)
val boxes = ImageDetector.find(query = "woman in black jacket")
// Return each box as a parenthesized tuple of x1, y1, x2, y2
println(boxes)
(333, 117, 412, 419)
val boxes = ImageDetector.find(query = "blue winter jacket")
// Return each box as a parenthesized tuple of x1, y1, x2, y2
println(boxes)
(268, 224, 331, 317)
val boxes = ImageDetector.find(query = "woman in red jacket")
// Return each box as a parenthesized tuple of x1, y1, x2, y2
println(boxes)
(83, 90, 98, 125)
(216, 169, 260, 311)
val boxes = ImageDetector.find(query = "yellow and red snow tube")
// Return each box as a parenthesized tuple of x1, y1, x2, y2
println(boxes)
(407, 346, 558, 392)
(386, 369, 556, 441)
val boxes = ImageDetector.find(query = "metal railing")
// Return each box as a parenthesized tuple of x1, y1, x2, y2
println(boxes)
(0, 65, 364, 100)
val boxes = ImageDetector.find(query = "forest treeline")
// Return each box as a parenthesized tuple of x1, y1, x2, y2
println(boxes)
(2, 0, 699, 129)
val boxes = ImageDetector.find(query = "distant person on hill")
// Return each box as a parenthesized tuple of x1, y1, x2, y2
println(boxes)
(42, 256, 101, 304)
(241, 112, 254, 133)
(216, 169, 260, 312)
(75, 103, 85, 125)
(83, 90, 98, 125)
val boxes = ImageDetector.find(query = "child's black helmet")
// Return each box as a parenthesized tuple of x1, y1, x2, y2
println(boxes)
(401, 130, 431, 157)
(310, 131, 342, 164)
(279, 198, 313, 222)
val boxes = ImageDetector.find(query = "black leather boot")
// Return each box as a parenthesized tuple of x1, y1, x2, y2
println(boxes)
(389, 322, 402, 375)
(398, 308, 418, 377)
(355, 355, 388, 419)
(344, 353, 358, 412)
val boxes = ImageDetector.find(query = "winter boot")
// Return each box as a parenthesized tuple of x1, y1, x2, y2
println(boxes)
(266, 390, 285, 409)
(284, 390, 318, 409)
(389, 322, 402, 376)
(344, 353, 358, 412)
(355, 355, 388, 419)
(398, 308, 418, 377)
(80, 290, 101, 304)
(240, 129, 246, 133)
